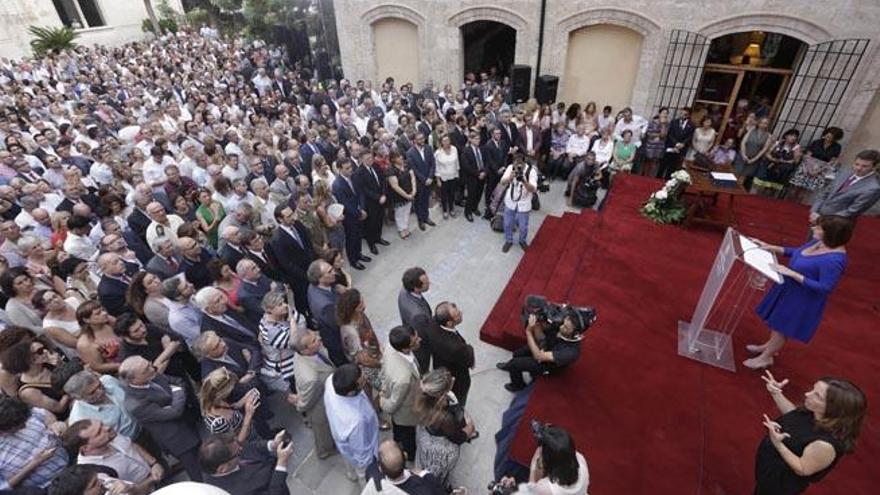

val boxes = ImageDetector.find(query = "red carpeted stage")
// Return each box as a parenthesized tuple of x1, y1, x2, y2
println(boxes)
(480, 175, 879, 494)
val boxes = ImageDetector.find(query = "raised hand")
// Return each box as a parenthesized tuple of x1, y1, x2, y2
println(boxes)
(762, 414, 790, 444)
(762, 370, 788, 395)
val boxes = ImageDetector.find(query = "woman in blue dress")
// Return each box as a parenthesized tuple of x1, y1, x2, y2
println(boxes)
(744, 215, 854, 369)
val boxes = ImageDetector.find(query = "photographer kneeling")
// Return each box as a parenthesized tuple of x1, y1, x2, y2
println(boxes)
(496, 312, 585, 392)
(492, 424, 590, 495)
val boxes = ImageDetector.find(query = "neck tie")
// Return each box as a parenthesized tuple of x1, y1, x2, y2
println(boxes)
(837, 175, 857, 193)
(474, 147, 483, 171)
(167, 257, 178, 272)
(369, 166, 379, 186)
(316, 352, 333, 367)
(288, 226, 303, 248)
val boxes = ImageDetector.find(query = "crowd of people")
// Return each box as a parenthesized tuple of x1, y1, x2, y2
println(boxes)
(0, 22, 874, 495)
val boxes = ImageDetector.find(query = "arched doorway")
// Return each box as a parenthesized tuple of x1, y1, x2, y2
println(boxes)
(562, 24, 643, 112)
(694, 31, 805, 139)
(461, 21, 516, 79)
(372, 18, 420, 86)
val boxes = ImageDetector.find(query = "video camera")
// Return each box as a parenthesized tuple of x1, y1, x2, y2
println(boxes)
(521, 294, 597, 336)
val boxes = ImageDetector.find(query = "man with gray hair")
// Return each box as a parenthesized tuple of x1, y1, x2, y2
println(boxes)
(292, 330, 337, 459)
(162, 275, 201, 348)
(195, 286, 260, 350)
(218, 225, 244, 266)
(66, 371, 141, 441)
(13, 194, 39, 229)
(236, 258, 272, 326)
(145, 237, 182, 279)
(217, 203, 257, 248)
(307, 259, 348, 366)
(118, 355, 202, 481)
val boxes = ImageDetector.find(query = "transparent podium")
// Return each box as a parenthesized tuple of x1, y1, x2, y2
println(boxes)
(677, 228, 782, 372)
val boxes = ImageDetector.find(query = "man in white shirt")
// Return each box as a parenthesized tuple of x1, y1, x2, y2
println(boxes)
(63, 419, 163, 493)
(499, 155, 539, 253)
(64, 215, 99, 261)
(145, 201, 184, 250)
(613, 107, 648, 147)
(324, 364, 380, 482)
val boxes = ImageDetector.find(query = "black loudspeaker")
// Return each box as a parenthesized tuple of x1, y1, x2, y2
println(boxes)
(511, 65, 531, 103)
(536, 75, 559, 104)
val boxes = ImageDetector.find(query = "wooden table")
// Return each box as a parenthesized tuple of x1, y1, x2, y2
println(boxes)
(682, 162, 748, 228)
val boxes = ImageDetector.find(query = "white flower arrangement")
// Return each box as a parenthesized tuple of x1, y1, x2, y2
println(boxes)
(641, 170, 692, 224)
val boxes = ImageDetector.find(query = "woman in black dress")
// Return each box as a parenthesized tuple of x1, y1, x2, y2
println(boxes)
(755, 370, 866, 495)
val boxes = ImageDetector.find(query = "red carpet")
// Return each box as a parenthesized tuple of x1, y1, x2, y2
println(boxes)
(480, 175, 880, 494)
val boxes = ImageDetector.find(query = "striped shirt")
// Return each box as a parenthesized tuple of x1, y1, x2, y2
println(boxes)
(259, 313, 305, 379)
(0, 408, 69, 489)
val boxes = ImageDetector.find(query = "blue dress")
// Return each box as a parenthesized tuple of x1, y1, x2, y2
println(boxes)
(755, 241, 846, 343)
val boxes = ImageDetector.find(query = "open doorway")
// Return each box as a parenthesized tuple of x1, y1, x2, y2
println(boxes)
(694, 31, 806, 140)
(461, 20, 516, 81)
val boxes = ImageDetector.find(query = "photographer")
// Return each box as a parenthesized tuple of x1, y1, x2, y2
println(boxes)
(496, 313, 584, 392)
(499, 154, 538, 253)
(491, 425, 589, 495)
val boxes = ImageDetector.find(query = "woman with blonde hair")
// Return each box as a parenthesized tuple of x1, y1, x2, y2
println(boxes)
(199, 367, 262, 443)
(414, 368, 477, 486)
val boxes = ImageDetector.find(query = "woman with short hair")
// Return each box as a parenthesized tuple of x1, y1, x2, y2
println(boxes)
(0, 340, 70, 418)
(1, 266, 42, 333)
(756, 371, 866, 495)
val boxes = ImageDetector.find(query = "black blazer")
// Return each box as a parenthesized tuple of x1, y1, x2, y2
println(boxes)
(459, 144, 485, 182)
(127, 208, 151, 242)
(98, 275, 129, 317)
(354, 164, 386, 205)
(666, 118, 696, 149)
(244, 249, 281, 282)
(200, 311, 261, 350)
(266, 222, 315, 289)
(425, 319, 475, 405)
(499, 122, 522, 151)
(219, 243, 246, 269)
(483, 139, 508, 175)
(123, 374, 200, 457)
(205, 439, 289, 495)
(237, 276, 272, 327)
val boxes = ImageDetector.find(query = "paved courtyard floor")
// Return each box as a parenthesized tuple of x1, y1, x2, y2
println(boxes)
(269, 180, 602, 494)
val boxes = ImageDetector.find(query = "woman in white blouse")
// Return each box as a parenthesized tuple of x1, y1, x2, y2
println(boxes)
(592, 127, 615, 166)
(434, 134, 460, 219)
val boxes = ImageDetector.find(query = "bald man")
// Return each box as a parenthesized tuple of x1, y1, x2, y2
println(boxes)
(372, 440, 446, 495)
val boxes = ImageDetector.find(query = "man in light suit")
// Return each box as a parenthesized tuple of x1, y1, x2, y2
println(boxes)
(307, 259, 348, 366)
(292, 330, 338, 459)
(380, 326, 422, 460)
(118, 355, 202, 482)
(405, 133, 437, 230)
(332, 158, 369, 269)
(810, 149, 880, 222)
(397, 267, 432, 374)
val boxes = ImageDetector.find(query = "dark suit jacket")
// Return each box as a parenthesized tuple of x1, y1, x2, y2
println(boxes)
(182, 251, 214, 289)
(237, 276, 272, 326)
(219, 243, 246, 269)
(354, 164, 386, 206)
(499, 122, 522, 152)
(449, 127, 468, 153)
(299, 142, 321, 172)
(307, 284, 347, 366)
(145, 254, 183, 279)
(399, 290, 433, 374)
(405, 145, 436, 184)
(518, 126, 543, 156)
(666, 118, 696, 149)
(123, 374, 199, 456)
(127, 208, 151, 242)
(245, 249, 282, 282)
(266, 223, 315, 291)
(200, 310, 261, 350)
(205, 439, 289, 495)
(483, 139, 509, 175)
(332, 175, 364, 216)
(459, 144, 486, 182)
(425, 319, 474, 405)
(98, 275, 129, 317)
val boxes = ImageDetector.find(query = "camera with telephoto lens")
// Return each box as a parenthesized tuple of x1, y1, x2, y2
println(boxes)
(521, 294, 597, 335)
(514, 163, 525, 182)
(487, 479, 517, 495)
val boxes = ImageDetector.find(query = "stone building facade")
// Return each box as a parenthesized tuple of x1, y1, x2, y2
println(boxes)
(1, 0, 184, 60)
(333, 0, 880, 161)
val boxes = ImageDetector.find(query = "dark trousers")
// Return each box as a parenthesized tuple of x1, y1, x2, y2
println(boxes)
(363, 200, 383, 245)
(657, 151, 684, 179)
(178, 447, 203, 482)
(506, 346, 544, 388)
(342, 216, 363, 262)
(392, 423, 417, 461)
(414, 181, 431, 222)
(465, 177, 485, 214)
(439, 178, 457, 213)
(485, 173, 501, 212)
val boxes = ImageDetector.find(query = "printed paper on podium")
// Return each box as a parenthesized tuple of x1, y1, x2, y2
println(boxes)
(739, 236, 783, 284)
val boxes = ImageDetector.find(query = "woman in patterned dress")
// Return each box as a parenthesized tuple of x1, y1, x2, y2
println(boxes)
(200, 367, 262, 443)
(787, 127, 844, 203)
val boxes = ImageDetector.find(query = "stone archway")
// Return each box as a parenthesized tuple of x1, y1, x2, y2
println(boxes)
(360, 4, 428, 85)
(544, 8, 661, 112)
(447, 6, 533, 84)
(697, 13, 832, 45)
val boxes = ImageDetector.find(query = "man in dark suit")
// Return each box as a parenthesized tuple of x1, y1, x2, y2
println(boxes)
(658, 107, 695, 179)
(405, 133, 437, 230)
(459, 132, 487, 222)
(241, 230, 281, 282)
(398, 267, 432, 374)
(353, 151, 390, 255)
(425, 301, 474, 406)
(375, 440, 446, 495)
(97, 253, 131, 317)
(810, 149, 880, 222)
(519, 122, 543, 165)
(236, 258, 273, 326)
(218, 226, 246, 268)
(483, 127, 509, 217)
(196, 287, 261, 350)
(332, 159, 369, 269)
(497, 111, 522, 156)
(267, 204, 316, 317)
(127, 196, 152, 243)
(178, 236, 214, 289)
(145, 238, 183, 279)
(118, 355, 202, 482)
(307, 259, 349, 366)
(299, 130, 321, 174)
(200, 431, 293, 495)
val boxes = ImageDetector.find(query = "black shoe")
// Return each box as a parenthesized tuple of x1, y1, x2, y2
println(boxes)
(360, 255, 372, 262)
(424, 219, 436, 227)
(564, 188, 571, 197)
(519, 241, 529, 250)
(496, 362, 509, 371)
(473, 208, 482, 216)
(482, 212, 492, 220)
(376, 239, 390, 246)
(351, 262, 366, 270)
(418, 222, 426, 231)
(504, 383, 526, 392)
(368, 244, 378, 255)
(465, 213, 474, 222)
(502, 242, 512, 253)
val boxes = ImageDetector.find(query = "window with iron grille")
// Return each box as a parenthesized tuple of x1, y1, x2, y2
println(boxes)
(52, 0, 106, 29)
(653, 30, 710, 115)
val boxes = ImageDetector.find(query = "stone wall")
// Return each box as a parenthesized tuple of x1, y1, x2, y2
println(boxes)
(333, 0, 880, 151)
